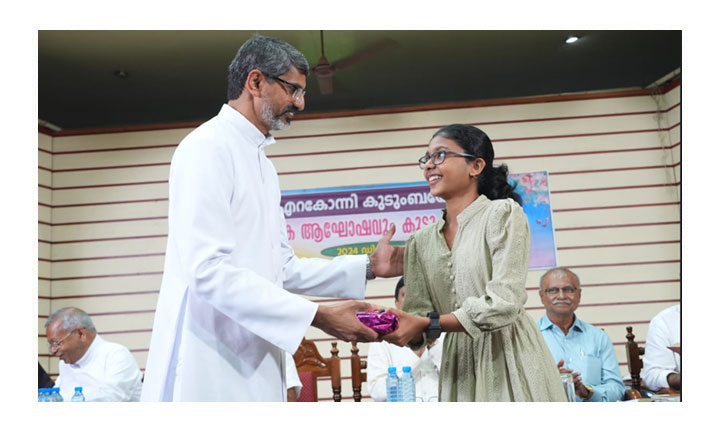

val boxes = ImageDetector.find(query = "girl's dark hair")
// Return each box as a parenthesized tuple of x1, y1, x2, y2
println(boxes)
(432, 124, 522, 205)
(395, 277, 405, 301)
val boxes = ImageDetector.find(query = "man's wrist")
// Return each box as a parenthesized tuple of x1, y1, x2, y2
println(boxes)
(581, 384, 594, 400)
(667, 372, 681, 389)
(311, 305, 327, 327)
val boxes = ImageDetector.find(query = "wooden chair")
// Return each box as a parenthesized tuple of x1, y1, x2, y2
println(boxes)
(350, 342, 367, 402)
(293, 338, 342, 402)
(625, 326, 645, 399)
(624, 326, 679, 400)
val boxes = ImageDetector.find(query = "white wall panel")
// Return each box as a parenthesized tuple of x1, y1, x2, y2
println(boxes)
(38, 84, 681, 397)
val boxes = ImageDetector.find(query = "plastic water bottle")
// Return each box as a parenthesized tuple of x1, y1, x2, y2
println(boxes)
(400, 366, 416, 402)
(38, 388, 48, 402)
(386, 367, 401, 402)
(71, 387, 85, 402)
(52, 388, 64, 402)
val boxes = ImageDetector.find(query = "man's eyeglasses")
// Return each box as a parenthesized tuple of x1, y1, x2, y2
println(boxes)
(543, 286, 579, 295)
(418, 150, 477, 170)
(48, 329, 75, 350)
(266, 75, 306, 101)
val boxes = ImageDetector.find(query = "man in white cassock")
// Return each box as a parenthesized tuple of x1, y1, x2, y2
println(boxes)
(141, 35, 404, 402)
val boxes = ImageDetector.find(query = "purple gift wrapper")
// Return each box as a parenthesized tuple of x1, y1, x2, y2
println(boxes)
(356, 312, 398, 335)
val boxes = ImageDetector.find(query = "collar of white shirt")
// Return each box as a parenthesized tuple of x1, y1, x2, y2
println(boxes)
(219, 104, 276, 150)
(71, 334, 103, 369)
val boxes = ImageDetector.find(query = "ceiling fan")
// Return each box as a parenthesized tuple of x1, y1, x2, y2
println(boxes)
(311, 30, 398, 95)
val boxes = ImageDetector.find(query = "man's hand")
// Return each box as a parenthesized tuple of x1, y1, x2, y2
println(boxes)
(381, 308, 429, 347)
(369, 224, 404, 278)
(557, 359, 589, 399)
(311, 301, 378, 343)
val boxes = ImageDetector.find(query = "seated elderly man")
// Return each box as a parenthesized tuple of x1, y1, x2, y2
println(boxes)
(45, 307, 143, 401)
(536, 267, 625, 402)
(641, 304, 680, 391)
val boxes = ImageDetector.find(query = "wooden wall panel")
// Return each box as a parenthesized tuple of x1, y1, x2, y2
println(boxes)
(37, 81, 681, 398)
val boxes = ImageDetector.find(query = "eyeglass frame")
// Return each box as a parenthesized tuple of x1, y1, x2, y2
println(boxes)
(418, 150, 478, 170)
(265, 74, 306, 101)
(542, 286, 579, 295)
(47, 328, 76, 350)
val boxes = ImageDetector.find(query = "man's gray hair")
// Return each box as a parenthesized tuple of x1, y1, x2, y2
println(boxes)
(539, 267, 581, 289)
(227, 34, 309, 100)
(44, 307, 97, 333)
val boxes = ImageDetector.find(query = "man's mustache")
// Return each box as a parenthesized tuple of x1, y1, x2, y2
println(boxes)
(552, 299, 572, 305)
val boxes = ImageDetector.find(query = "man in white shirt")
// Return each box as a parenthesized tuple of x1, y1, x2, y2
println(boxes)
(367, 277, 444, 402)
(45, 307, 143, 401)
(641, 304, 680, 391)
(141, 35, 403, 402)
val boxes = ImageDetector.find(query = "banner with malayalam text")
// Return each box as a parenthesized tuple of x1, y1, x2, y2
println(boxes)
(281, 172, 557, 270)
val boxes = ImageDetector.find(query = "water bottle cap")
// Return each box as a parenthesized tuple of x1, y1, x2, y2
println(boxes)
(388, 366, 396, 373)
(402, 366, 412, 372)
(75, 387, 83, 392)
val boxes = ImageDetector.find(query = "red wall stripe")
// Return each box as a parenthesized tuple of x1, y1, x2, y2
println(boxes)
(38, 221, 678, 245)
(553, 201, 679, 213)
(41, 126, 679, 174)
(40, 239, 679, 264)
(39, 271, 163, 281)
(525, 298, 678, 311)
(551, 182, 680, 194)
(557, 240, 679, 250)
(47, 198, 168, 209)
(52, 162, 170, 173)
(40, 279, 679, 302)
(49, 180, 169, 191)
(44, 234, 168, 245)
(568, 259, 679, 269)
(39, 181, 679, 210)
(38, 259, 678, 282)
(38, 200, 679, 227)
(38, 164, 679, 198)
(556, 221, 679, 231)
(52, 143, 179, 155)
(40, 252, 165, 263)
(44, 103, 682, 152)
(551, 161, 680, 176)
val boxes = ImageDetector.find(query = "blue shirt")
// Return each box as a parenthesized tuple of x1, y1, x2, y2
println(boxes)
(537, 314, 625, 402)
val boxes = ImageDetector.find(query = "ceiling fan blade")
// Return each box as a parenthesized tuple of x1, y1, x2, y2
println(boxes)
(332, 38, 398, 70)
(316, 74, 334, 95)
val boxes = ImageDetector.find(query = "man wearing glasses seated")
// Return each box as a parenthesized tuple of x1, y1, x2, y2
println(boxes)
(536, 267, 625, 402)
(45, 307, 143, 401)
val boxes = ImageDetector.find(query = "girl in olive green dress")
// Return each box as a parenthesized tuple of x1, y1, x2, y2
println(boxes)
(384, 124, 565, 401)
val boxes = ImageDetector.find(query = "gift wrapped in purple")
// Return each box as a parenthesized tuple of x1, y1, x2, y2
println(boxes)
(356, 311, 398, 335)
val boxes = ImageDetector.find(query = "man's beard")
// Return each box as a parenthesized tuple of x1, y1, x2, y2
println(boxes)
(261, 102, 294, 131)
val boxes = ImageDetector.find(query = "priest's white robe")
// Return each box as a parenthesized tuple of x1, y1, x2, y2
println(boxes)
(141, 104, 367, 401)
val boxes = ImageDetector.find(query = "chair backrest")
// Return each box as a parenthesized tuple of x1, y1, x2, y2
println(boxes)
(350, 342, 367, 402)
(625, 326, 645, 398)
(293, 338, 342, 402)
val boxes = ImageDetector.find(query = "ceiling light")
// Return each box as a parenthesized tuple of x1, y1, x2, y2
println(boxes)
(114, 70, 129, 79)
(565, 36, 579, 44)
